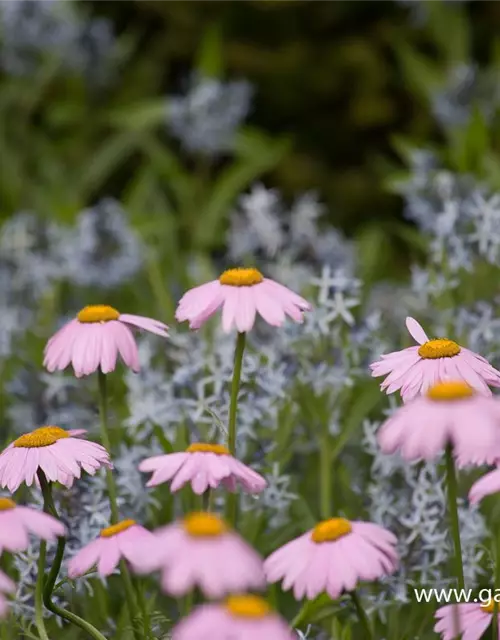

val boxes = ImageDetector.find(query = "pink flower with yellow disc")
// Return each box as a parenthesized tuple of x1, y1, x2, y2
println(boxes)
(172, 595, 295, 640)
(139, 442, 267, 494)
(377, 381, 500, 466)
(68, 519, 156, 578)
(0, 497, 66, 552)
(370, 317, 500, 402)
(43, 304, 169, 377)
(134, 512, 266, 598)
(175, 267, 311, 332)
(264, 517, 398, 600)
(0, 426, 112, 492)
(435, 600, 500, 640)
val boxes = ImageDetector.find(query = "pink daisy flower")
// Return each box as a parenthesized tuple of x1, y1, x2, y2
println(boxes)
(68, 520, 155, 578)
(0, 426, 112, 492)
(139, 443, 267, 494)
(469, 466, 500, 505)
(435, 601, 499, 640)
(175, 267, 311, 332)
(0, 570, 15, 619)
(172, 595, 295, 640)
(0, 497, 66, 553)
(370, 317, 500, 402)
(43, 304, 169, 377)
(264, 517, 398, 600)
(135, 512, 266, 598)
(377, 381, 500, 467)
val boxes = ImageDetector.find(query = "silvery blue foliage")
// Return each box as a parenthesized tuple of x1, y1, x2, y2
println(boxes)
(229, 185, 355, 284)
(58, 199, 144, 289)
(168, 75, 253, 156)
(395, 0, 471, 24)
(0, 201, 142, 360)
(0, 0, 115, 81)
(432, 64, 500, 130)
(5, 369, 95, 435)
(397, 153, 500, 272)
(363, 416, 487, 607)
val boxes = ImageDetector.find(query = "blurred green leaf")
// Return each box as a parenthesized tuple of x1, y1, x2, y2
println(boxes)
(425, 1, 469, 64)
(78, 131, 140, 198)
(393, 40, 442, 100)
(193, 128, 291, 249)
(109, 100, 168, 130)
(195, 22, 224, 79)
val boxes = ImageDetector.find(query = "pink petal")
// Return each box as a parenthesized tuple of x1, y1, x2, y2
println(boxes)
(119, 314, 169, 338)
(405, 317, 429, 345)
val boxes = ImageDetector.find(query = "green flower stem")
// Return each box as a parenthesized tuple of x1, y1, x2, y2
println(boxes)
(444, 446, 465, 591)
(203, 489, 214, 512)
(319, 431, 331, 520)
(97, 370, 144, 640)
(134, 579, 151, 640)
(35, 539, 50, 640)
(493, 534, 500, 637)
(225, 331, 246, 527)
(350, 590, 373, 640)
(97, 369, 119, 524)
(444, 446, 464, 639)
(227, 332, 246, 455)
(37, 470, 108, 640)
(119, 560, 143, 640)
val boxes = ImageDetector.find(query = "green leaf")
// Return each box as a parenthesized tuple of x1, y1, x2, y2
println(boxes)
(108, 100, 168, 130)
(393, 40, 442, 100)
(193, 128, 291, 249)
(425, 1, 470, 63)
(152, 425, 174, 454)
(78, 131, 139, 198)
(331, 381, 381, 462)
(292, 592, 342, 628)
(195, 22, 224, 79)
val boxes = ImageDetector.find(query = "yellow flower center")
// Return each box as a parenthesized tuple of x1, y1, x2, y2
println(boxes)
(186, 443, 230, 455)
(100, 519, 136, 538)
(13, 426, 69, 448)
(219, 268, 263, 287)
(311, 517, 353, 543)
(418, 338, 461, 359)
(427, 381, 474, 402)
(480, 599, 497, 613)
(77, 305, 120, 323)
(225, 595, 270, 619)
(0, 498, 16, 511)
(183, 512, 228, 537)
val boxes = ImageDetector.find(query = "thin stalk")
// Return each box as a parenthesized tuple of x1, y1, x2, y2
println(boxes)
(35, 539, 50, 640)
(119, 560, 142, 640)
(493, 534, 500, 638)
(225, 332, 246, 527)
(38, 471, 107, 640)
(319, 431, 331, 520)
(97, 369, 119, 524)
(135, 579, 151, 640)
(202, 489, 213, 512)
(444, 446, 464, 640)
(97, 370, 144, 640)
(350, 591, 373, 640)
(227, 332, 246, 455)
(444, 446, 465, 590)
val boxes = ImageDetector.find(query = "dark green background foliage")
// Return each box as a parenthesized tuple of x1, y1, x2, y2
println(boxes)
(89, 0, 500, 222)
(3, 0, 500, 281)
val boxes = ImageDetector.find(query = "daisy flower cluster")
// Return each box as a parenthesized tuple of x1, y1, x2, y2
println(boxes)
(4, 165, 500, 640)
